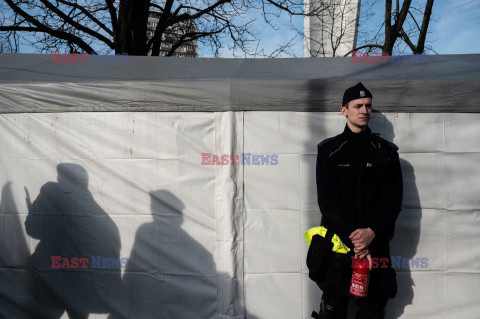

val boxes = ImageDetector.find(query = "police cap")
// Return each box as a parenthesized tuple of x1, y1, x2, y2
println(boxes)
(342, 82, 373, 106)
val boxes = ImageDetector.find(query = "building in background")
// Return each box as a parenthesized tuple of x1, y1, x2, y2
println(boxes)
(304, 0, 361, 57)
(147, 11, 198, 57)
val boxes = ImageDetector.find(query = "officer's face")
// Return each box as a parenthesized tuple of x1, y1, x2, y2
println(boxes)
(341, 98, 372, 130)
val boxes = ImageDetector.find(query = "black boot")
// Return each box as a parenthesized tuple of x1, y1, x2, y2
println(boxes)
(355, 297, 387, 319)
(313, 295, 348, 319)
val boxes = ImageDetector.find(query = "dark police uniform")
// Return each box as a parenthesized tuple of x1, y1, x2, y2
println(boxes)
(315, 124, 403, 318)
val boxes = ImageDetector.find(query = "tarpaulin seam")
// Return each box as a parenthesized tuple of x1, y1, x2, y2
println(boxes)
(241, 110, 246, 318)
(214, 112, 220, 317)
(442, 112, 449, 318)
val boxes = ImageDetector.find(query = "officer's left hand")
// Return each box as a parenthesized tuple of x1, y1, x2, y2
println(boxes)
(353, 249, 373, 269)
(349, 228, 375, 251)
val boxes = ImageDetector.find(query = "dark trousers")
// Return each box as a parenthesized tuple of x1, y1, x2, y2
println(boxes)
(315, 253, 395, 319)
(318, 293, 387, 319)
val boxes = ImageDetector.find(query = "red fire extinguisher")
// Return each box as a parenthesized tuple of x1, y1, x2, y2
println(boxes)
(350, 258, 370, 297)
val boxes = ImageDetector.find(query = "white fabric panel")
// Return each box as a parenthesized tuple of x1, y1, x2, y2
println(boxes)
(2, 110, 480, 318)
(446, 153, 480, 210)
(446, 210, 480, 272)
(0, 112, 221, 319)
(301, 274, 324, 319)
(386, 272, 446, 318)
(244, 210, 302, 273)
(446, 272, 480, 317)
(445, 114, 480, 153)
(244, 273, 302, 318)
(244, 154, 300, 211)
(369, 113, 446, 154)
(300, 154, 319, 212)
(390, 209, 446, 271)
(400, 153, 446, 210)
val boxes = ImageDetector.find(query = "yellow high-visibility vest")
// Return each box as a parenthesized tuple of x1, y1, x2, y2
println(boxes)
(303, 226, 351, 254)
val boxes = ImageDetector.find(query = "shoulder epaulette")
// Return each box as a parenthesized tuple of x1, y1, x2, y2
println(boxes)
(371, 133, 399, 151)
(317, 134, 347, 157)
(317, 136, 336, 148)
(387, 141, 399, 151)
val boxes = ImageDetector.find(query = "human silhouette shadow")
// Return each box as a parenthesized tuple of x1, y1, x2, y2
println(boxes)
(25, 163, 126, 318)
(369, 112, 421, 318)
(122, 190, 217, 319)
(0, 182, 36, 318)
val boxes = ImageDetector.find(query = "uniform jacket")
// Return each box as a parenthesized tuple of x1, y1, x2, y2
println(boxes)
(316, 124, 403, 259)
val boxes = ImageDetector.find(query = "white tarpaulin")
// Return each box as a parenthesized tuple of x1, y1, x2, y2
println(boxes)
(1, 54, 480, 318)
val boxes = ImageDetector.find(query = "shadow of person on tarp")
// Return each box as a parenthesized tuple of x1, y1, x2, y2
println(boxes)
(25, 163, 127, 319)
(368, 112, 421, 319)
(0, 182, 36, 318)
(122, 190, 217, 319)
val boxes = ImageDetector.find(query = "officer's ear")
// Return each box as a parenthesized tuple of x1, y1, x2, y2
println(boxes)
(340, 102, 349, 117)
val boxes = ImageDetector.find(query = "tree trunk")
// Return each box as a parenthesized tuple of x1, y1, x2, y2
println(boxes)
(117, 0, 150, 55)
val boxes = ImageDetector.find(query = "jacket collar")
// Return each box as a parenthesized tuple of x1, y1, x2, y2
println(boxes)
(343, 124, 371, 138)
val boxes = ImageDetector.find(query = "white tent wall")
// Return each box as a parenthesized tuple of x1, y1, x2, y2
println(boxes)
(1, 54, 480, 318)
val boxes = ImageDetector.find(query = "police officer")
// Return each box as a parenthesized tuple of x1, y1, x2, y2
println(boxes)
(315, 82, 403, 318)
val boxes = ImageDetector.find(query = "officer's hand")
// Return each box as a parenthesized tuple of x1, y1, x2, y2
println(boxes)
(354, 250, 373, 269)
(354, 247, 368, 257)
(349, 228, 375, 250)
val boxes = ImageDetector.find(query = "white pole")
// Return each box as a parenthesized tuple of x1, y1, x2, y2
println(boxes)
(305, 0, 361, 57)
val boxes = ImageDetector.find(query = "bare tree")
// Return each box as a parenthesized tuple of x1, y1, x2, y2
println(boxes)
(0, 0, 330, 57)
(348, 0, 436, 56)
(303, 0, 435, 57)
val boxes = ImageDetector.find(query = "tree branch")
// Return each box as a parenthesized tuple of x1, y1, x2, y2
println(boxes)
(56, 0, 114, 36)
(149, 3, 165, 12)
(4, 0, 95, 53)
(400, 26, 416, 52)
(394, 0, 412, 36)
(263, 0, 306, 16)
(416, 0, 434, 53)
(170, 0, 232, 24)
(37, 0, 114, 48)
(407, 9, 421, 32)
(0, 26, 41, 32)
(105, 0, 118, 32)
(344, 44, 384, 57)
(385, 0, 392, 53)
(166, 28, 225, 56)
(150, 0, 175, 56)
